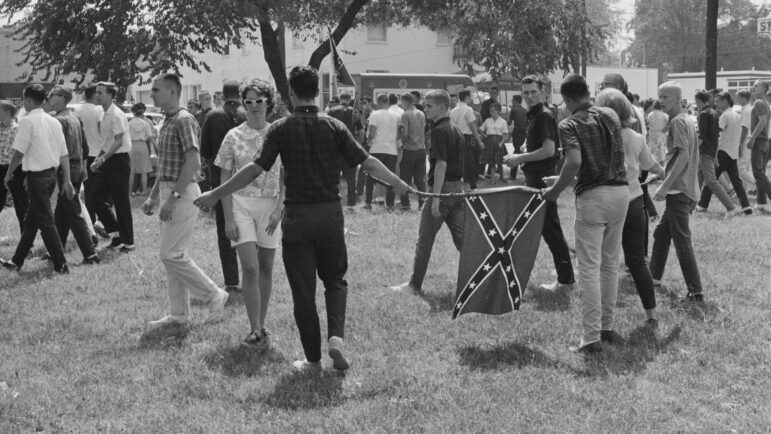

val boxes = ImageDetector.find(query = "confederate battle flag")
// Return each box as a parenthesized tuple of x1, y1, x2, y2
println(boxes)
(453, 187, 547, 319)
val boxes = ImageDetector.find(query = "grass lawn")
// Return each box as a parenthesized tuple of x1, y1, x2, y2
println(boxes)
(0, 183, 769, 433)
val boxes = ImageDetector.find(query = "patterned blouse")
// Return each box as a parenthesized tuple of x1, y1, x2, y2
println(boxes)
(215, 123, 281, 198)
(0, 122, 18, 165)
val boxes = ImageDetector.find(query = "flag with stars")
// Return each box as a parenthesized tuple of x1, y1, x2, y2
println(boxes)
(329, 37, 355, 86)
(453, 187, 547, 319)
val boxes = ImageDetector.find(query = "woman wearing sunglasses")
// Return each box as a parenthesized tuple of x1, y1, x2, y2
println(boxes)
(214, 79, 284, 349)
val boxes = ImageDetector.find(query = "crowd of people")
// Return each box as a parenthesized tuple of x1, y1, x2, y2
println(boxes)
(1, 63, 769, 367)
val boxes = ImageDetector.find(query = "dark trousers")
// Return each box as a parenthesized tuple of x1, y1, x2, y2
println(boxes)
(0, 164, 28, 233)
(399, 148, 427, 209)
(640, 170, 658, 218)
(409, 181, 465, 290)
(649, 193, 703, 295)
(366, 153, 397, 207)
(699, 150, 750, 209)
(622, 195, 656, 310)
(282, 202, 348, 363)
(509, 133, 526, 179)
(87, 153, 134, 245)
(208, 165, 239, 287)
(355, 166, 367, 196)
(12, 168, 66, 268)
(82, 156, 99, 223)
(462, 135, 478, 189)
(341, 164, 358, 207)
(751, 138, 771, 205)
(524, 169, 575, 284)
(55, 179, 96, 260)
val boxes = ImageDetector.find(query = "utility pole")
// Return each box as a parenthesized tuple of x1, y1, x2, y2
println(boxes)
(705, 0, 719, 90)
(581, 0, 588, 77)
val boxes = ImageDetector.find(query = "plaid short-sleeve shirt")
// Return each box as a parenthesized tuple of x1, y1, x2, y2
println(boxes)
(157, 108, 200, 182)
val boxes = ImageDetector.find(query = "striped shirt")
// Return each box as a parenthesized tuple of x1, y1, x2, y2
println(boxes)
(157, 108, 200, 182)
(0, 121, 18, 165)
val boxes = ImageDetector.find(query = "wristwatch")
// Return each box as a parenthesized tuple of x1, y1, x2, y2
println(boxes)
(172, 191, 182, 199)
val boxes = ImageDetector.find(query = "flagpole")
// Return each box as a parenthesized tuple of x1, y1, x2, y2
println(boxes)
(362, 172, 542, 197)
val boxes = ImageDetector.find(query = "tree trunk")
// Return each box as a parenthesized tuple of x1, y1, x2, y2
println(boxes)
(705, 0, 718, 90)
(307, 0, 369, 70)
(257, 17, 290, 106)
(581, 0, 587, 77)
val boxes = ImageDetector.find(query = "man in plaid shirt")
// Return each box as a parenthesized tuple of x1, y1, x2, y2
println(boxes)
(142, 73, 229, 329)
(196, 66, 412, 372)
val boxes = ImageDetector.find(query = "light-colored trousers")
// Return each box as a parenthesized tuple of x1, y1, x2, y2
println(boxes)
(158, 182, 220, 317)
(700, 155, 734, 210)
(737, 149, 757, 192)
(575, 185, 629, 346)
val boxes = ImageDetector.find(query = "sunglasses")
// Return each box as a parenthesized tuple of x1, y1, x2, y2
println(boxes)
(243, 98, 267, 106)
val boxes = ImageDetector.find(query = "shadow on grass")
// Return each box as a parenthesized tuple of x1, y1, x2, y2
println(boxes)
(262, 371, 346, 410)
(202, 345, 286, 378)
(580, 324, 683, 377)
(670, 299, 723, 323)
(525, 285, 571, 312)
(416, 290, 455, 313)
(139, 324, 190, 349)
(458, 342, 581, 373)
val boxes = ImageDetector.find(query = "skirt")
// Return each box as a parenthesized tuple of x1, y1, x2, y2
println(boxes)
(482, 135, 505, 165)
(130, 141, 153, 174)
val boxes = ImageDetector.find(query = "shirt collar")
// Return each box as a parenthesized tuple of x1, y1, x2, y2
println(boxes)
(434, 117, 451, 126)
(527, 102, 544, 117)
(572, 102, 593, 114)
(294, 105, 319, 114)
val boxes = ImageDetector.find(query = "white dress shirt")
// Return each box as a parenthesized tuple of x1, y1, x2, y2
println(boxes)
(12, 108, 67, 172)
(99, 103, 132, 153)
(75, 102, 104, 158)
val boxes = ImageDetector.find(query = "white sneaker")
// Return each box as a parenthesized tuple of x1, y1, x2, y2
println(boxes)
(695, 205, 707, 213)
(540, 281, 576, 291)
(147, 315, 189, 330)
(206, 289, 229, 323)
(390, 281, 420, 294)
(328, 336, 351, 371)
(723, 208, 741, 219)
(292, 359, 322, 372)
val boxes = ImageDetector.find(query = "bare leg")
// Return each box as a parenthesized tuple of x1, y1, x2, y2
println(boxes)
(257, 247, 276, 329)
(236, 242, 261, 332)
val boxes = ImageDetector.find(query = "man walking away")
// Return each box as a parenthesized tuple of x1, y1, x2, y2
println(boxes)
(398, 93, 427, 211)
(327, 92, 364, 211)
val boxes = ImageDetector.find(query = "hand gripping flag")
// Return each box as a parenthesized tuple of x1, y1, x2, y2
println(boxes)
(330, 38, 355, 86)
(453, 187, 547, 319)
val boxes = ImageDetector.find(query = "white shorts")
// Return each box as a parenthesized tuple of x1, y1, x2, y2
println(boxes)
(231, 195, 281, 249)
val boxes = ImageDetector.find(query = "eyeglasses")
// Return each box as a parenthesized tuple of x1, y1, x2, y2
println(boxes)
(243, 98, 267, 106)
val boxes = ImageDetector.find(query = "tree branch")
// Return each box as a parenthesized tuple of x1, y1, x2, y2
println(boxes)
(307, 0, 369, 70)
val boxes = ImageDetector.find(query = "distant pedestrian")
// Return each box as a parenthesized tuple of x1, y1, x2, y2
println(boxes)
(128, 103, 156, 196)
(480, 102, 507, 182)
(480, 86, 499, 122)
(735, 90, 757, 195)
(142, 73, 229, 329)
(327, 92, 364, 211)
(365, 93, 401, 210)
(195, 91, 212, 127)
(398, 92, 427, 210)
(646, 100, 668, 165)
(0, 100, 28, 233)
(450, 89, 482, 189)
(507, 94, 527, 180)
(745, 80, 771, 214)
(0, 84, 72, 274)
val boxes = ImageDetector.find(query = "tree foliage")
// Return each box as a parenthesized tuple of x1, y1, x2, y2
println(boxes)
(627, 0, 771, 73)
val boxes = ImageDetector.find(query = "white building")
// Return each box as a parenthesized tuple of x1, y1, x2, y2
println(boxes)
(548, 66, 659, 104)
(667, 70, 771, 103)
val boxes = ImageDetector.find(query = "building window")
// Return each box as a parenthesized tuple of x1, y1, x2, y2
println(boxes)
(436, 29, 452, 45)
(367, 23, 387, 42)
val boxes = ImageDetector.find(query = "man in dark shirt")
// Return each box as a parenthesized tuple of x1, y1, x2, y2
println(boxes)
(200, 80, 246, 292)
(507, 95, 528, 180)
(544, 74, 629, 354)
(327, 92, 364, 210)
(392, 90, 465, 295)
(48, 85, 100, 264)
(504, 75, 575, 292)
(196, 66, 410, 372)
(693, 90, 737, 214)
(480, 86, 499, 122)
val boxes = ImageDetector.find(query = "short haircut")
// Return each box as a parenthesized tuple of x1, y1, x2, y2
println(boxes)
(199, 91, 210, 98)
(288, 65, 319, 100)
(512, 95, 522, 104)
(449, 93, 458, 99)
(0, 100, 17, 117)
(131, 102, 146, 115)
(23, 84, 48, 104)
(376, 93, 388, 104)
(633, 93, 640, 101)
(388, 93, 398, 105)
(410, 90, 421, 100)
(241, 78, 275, 112)
(214, 91, 223, 98)
(489, 102, 501, 112)
(658, 81, 682, 99)
(222, 80, 241, 99)
(83, 84, 97, 100)
(653, 100, 662, 110)
(425, 90, 450, 109)
(737, 90, 751, 101)
(155, 73, 182, 96)
(603, 73, 628, 93)
(755, 80, 770, 92)
(642, 98, 654, 112)
(596, 88, 636, 128)
(50, 85, 73, 103)
(560, 74, 590, 101)
(339, 91, 352, 101)
(694, 90, 711, 104)
(522, 74, 546, 89)
(715, 91, 733, 107)
(400, 93, 414, 104)
(96, 81, 117, 98)
(458, 89, 470, 101)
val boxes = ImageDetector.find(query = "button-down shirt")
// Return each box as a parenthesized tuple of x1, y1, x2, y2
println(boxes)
(697, 106, 719, 157)
(449, 102, 476, 135)
(254, 105, 369, 204)
(200, 107, 246, 160)
(523, 103, 561, 173)
(0, 121, 18, 165)
(12, 108, 67, 172)
(157, 108, 200, 182)
(664, 112, 700, 201)
(99, 103, 131, 154)
(558, 103, 627, 196)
